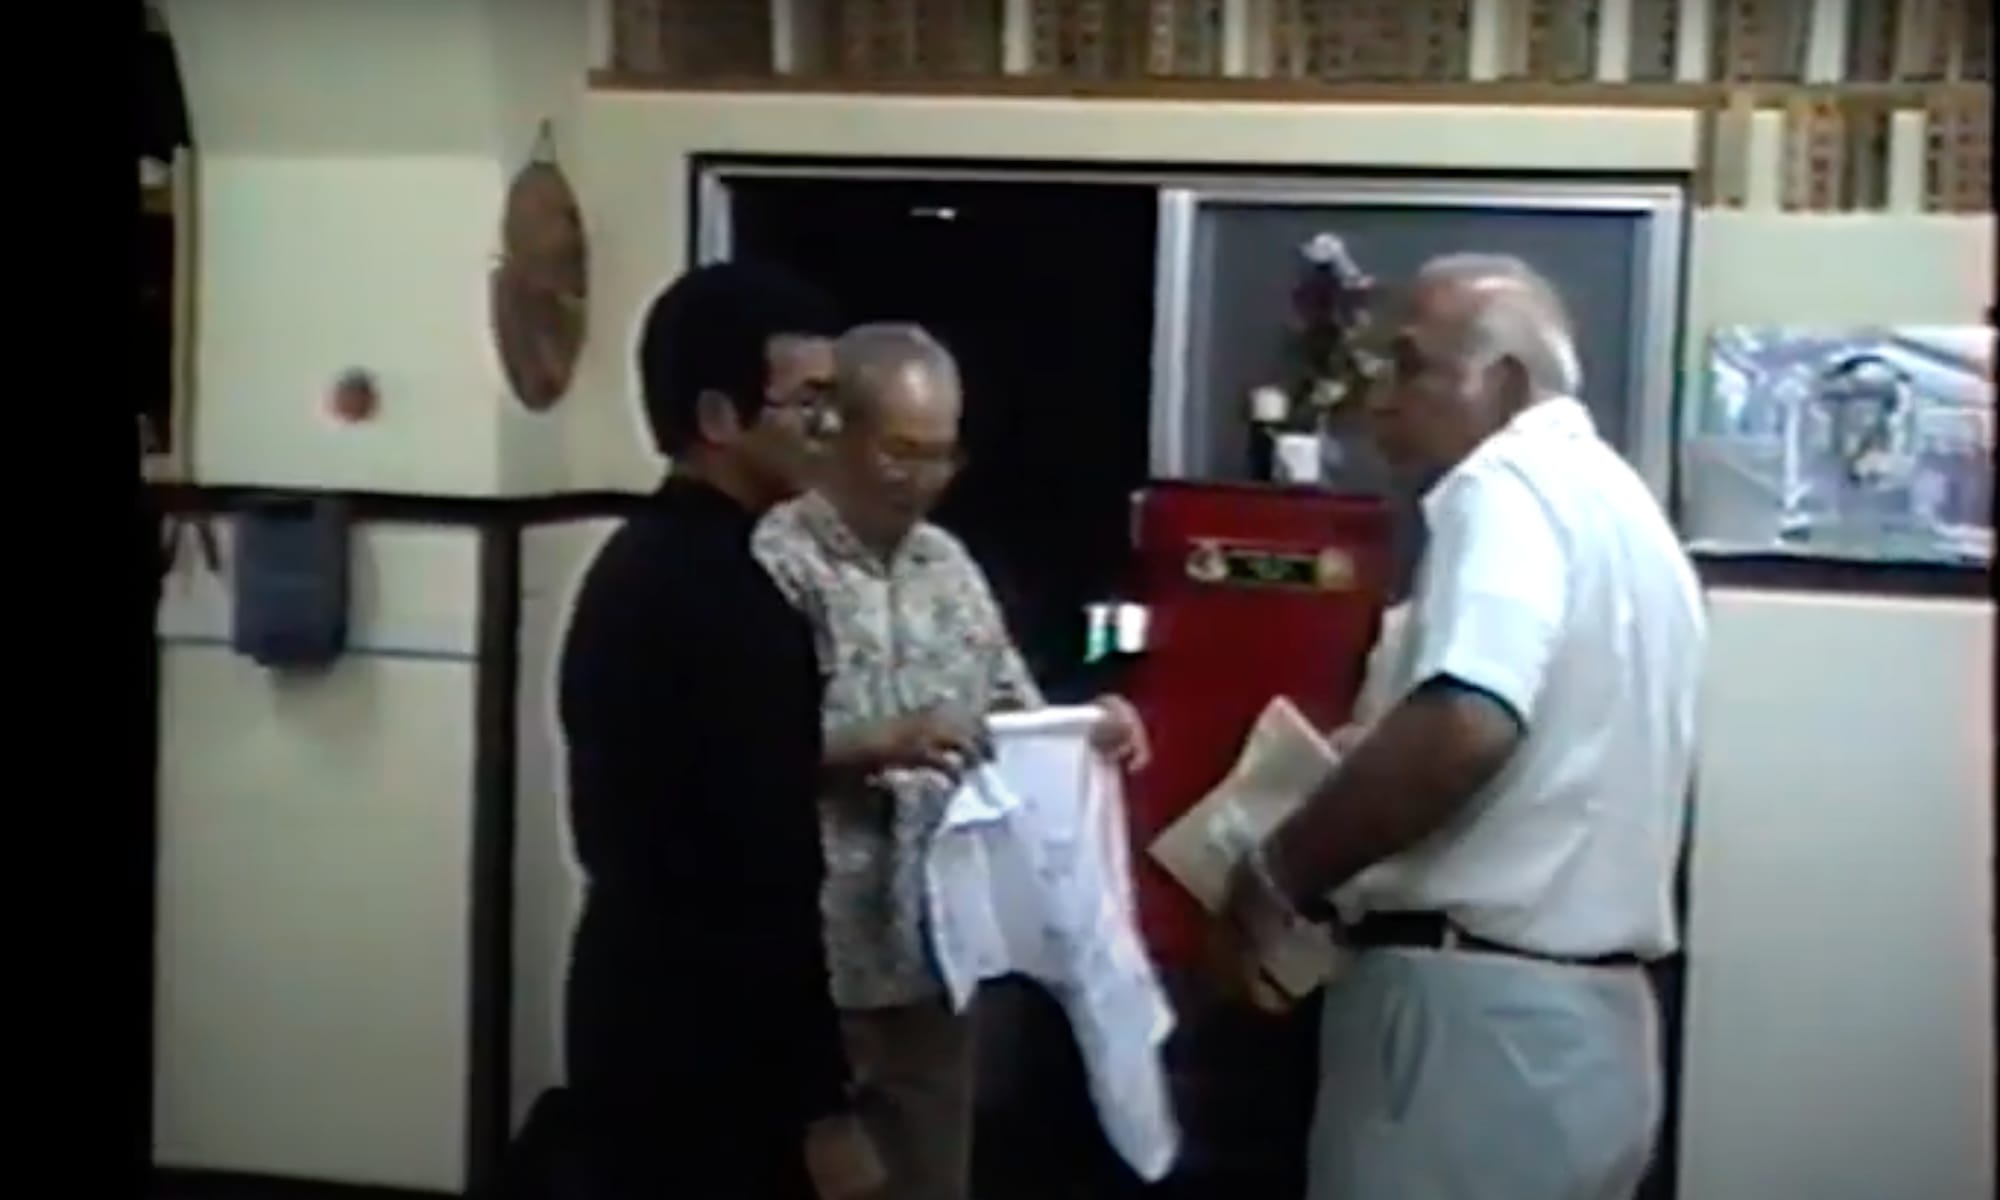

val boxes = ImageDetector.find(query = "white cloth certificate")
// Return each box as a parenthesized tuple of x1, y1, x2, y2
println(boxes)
(924, 706, 1181, 1182)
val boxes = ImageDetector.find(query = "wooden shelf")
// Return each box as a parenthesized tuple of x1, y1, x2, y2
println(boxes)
(588, 70, 1992, 110)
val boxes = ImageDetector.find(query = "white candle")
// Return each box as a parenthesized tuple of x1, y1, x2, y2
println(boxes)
(1250, 385, 1290, 424)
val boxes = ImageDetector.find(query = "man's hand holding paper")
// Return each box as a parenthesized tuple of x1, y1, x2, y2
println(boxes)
(1147, 696, 1351, 1004)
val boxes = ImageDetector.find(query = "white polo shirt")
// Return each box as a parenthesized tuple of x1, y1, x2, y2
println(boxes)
(1336, 397, 1705, 961)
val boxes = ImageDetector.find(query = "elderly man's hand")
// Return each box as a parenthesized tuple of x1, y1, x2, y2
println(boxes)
(1326, 722, 1369, 757)
(1089, 695, 1152, 771)
(1210, 853, 1300, 1015)
(876, 707, 991, 776)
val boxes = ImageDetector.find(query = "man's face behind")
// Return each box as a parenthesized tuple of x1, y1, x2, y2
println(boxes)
(738, 333, 836, 502)
(837, 366, 964, 542)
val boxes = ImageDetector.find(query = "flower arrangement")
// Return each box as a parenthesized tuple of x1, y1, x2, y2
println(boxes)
(1249, 232, 1379, 454)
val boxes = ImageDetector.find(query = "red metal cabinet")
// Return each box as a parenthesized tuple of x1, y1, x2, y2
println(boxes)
(1118, 482, 1395, 969)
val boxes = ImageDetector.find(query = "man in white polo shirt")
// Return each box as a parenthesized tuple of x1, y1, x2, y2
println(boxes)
(1221, 253, 1706, 1200)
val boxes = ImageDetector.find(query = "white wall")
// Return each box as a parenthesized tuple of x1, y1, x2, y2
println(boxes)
(150, 8, 594, 1174)
(152, 520, 483, 1191)
(1680, 592, 1995, 1200)
(160, 0, 593, 496)
(147, 7, 593, 1178)
(1669, 111, 1995, 1199)
(1681, 108, 1995, 404)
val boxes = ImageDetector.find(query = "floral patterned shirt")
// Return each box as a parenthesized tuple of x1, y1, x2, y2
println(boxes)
(753, 492, 1043, 1009)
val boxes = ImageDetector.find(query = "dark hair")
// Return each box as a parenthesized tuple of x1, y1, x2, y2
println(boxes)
(636, 261, 841, 455)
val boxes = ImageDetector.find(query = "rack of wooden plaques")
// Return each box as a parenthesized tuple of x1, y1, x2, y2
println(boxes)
(1503, 0, 1600, 83)
(1625, 0, 1680, 81)
(602, 0, 1990, 90)
(1925, 91, 1992, 213)
(609, 0, 776, 78)
(1710, 0, 1812, 81)
(1023, 0, 1224, 78)
(1258, 0, 1471, 82)
(1781, 96, 1845, 211)
(1848, 0, 1992, 82)
(1778, 94, 1900, 212)
(596, 0, 1993, 219)
(793, 0, 1004, 76)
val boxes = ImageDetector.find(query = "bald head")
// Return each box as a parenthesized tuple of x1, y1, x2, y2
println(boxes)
(832, 323, 962, 431)
(823, 322, 966, 547)
(1366, 254, 1581, 483)
(1412, 253, 1582, 400)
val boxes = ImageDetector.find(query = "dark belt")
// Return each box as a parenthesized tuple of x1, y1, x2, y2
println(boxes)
(1343, 911, 1643, 970)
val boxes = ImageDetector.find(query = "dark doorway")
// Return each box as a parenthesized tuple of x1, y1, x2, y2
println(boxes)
(722, 171, 1167, 1198)
(723, 173, 1160, 694)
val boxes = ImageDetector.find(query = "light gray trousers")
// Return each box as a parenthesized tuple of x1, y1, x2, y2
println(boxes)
(1308, 949, 1662, 1200)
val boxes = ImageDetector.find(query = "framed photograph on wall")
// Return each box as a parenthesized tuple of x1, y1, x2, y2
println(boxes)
(1680, 325, 1995, 567)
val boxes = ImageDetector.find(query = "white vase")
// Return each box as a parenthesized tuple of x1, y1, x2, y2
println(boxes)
(1273, 433, 1323, 485)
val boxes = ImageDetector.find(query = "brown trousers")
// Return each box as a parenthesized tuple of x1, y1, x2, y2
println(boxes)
(842, 1001, 976, 1200)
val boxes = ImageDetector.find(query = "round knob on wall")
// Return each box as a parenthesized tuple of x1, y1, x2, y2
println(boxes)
(329, 369, 380, 424)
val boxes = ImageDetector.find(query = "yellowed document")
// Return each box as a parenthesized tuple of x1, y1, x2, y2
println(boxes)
(1147, 696, 1348, 998)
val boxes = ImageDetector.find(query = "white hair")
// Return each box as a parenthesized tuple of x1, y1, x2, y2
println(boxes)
(833, 322, 960, 422)
(1415, 253, 1583, 399)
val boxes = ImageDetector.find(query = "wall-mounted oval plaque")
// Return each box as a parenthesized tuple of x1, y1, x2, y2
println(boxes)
(490, 122, 588, 413)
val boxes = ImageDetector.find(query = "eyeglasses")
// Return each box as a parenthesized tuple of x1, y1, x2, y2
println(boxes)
(763, 386, 843, 441)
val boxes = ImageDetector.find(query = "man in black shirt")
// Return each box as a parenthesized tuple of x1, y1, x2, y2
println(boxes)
(555, 263, 880, 1199)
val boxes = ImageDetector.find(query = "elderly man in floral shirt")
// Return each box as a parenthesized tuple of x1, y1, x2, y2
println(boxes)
(753, 322, 1148, 1200)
